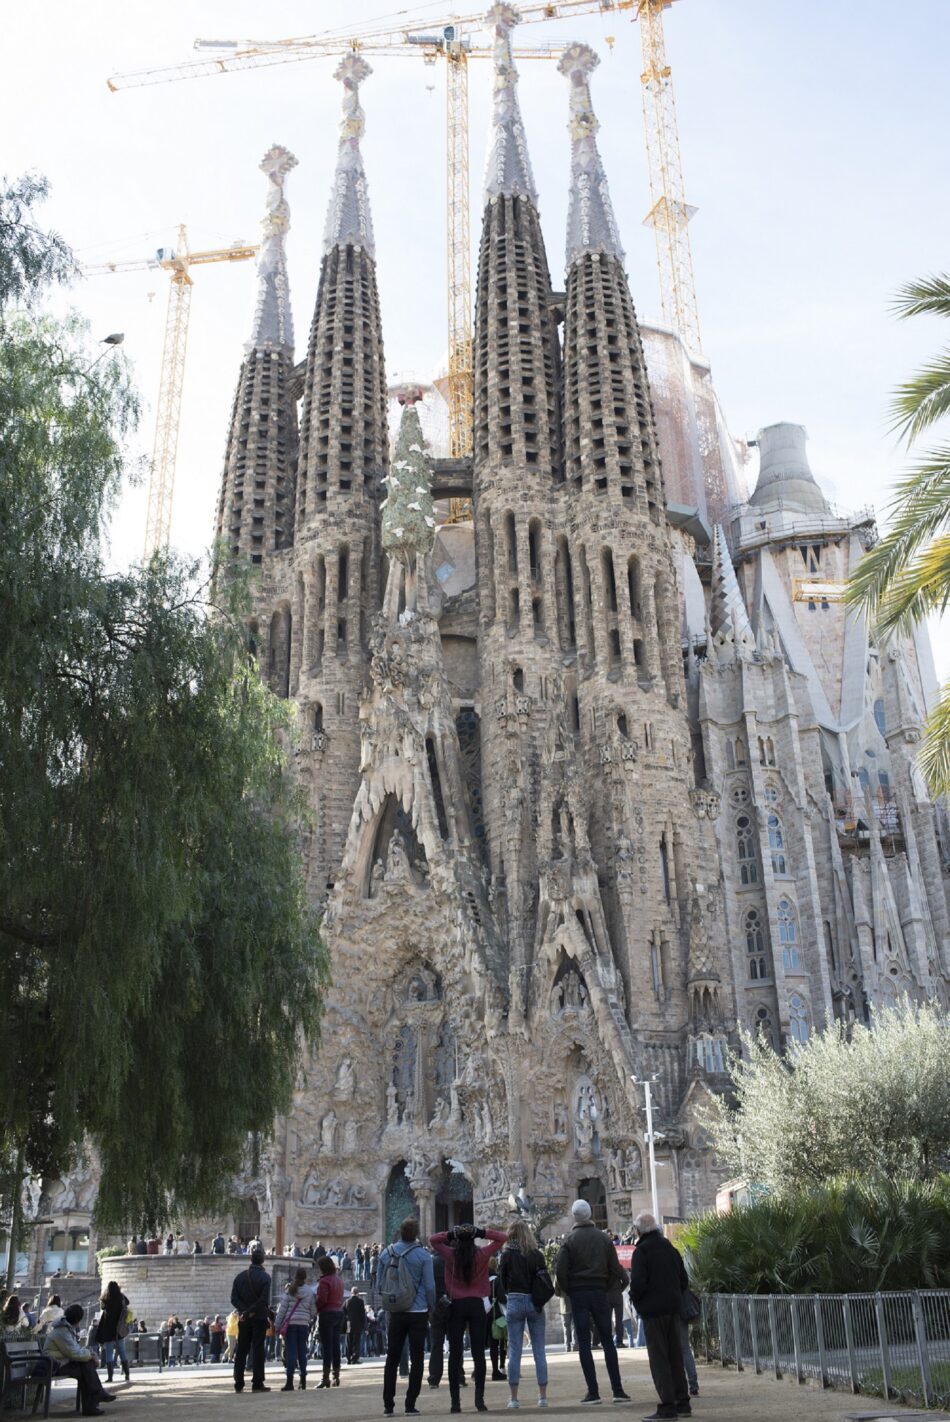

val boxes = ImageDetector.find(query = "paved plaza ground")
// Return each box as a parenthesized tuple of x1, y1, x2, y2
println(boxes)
(38, 1350, 944, 1420)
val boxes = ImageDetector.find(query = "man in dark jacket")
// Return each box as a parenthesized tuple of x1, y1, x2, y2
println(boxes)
(554, 1200, 631, 1405)
(230, 1246, 271, 1393)
(629, 1212, 690, 1420)
(344, 1286, 367, 1364)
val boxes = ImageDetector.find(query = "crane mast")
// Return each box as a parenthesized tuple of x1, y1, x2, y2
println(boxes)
(85, 226, 257, 554)
(147, 225, 193, 555)
(638, 0, 701, 356)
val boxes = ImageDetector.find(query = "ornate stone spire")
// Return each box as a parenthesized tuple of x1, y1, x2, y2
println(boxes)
(248, 144, 297, 354)
(482, 3, 538, 206)
(709, 525, 755, 662)
(323, 53, 375, 257)
(559, 41, 624, 268)
(382, 390, 436, 564)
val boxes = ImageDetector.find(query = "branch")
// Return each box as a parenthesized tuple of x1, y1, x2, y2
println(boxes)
(0, 916, 59, 949)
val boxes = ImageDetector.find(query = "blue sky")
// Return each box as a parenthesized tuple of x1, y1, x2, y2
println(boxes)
(2, 0, 948, 672)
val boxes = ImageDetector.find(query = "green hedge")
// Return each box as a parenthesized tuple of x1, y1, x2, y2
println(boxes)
(680, 1176, 950, 1294)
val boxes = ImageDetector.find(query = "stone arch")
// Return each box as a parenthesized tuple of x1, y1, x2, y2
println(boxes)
(362, 792, 428, 897)
(384, 1162, 416, 1245)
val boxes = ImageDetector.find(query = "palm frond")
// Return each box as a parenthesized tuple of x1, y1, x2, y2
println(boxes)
(891, 274, 950, 322)
(871, 533, 950, 639)
(846, 448, 950, 614)
(890, 351, 950, 443)
(918, 681, 950, 800)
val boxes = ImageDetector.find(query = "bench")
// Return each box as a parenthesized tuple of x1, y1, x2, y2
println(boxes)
(0, 1339, 53, 1417)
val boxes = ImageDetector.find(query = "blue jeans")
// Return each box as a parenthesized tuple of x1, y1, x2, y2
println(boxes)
(570, 1289, 623, 1399)
(505, 1293, 547, 1388)
(284, 1324, 309, 1383)
(102, 1338, 128, 1372)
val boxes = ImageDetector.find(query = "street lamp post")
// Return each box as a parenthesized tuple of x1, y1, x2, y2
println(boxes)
(632, 1075, 660, 1224)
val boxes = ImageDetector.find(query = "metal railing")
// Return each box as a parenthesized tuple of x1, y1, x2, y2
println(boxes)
(700, 1290, 950, 1410)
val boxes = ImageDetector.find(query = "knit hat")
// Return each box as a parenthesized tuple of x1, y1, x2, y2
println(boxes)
(571, 1199, 592, 1221)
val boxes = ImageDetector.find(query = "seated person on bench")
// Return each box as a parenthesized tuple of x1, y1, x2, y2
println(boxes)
(43, 1304, 117, 1417)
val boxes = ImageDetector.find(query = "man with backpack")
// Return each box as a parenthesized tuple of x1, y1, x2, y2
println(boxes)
(376, 1217, 435, 1418)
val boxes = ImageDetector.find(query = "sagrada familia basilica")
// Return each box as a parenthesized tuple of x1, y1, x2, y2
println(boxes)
(43, 5, 948, 1260)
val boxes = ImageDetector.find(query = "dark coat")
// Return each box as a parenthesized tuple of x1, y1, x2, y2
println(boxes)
(230, 1264, 271, 1319)
(554, 1222, 625, 1294)
(344, 1295, 366, 1330)
(95, 1292, 128, 1344)
(629, 1229, 688, 1318)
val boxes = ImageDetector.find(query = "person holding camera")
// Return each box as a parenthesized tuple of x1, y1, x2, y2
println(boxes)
(430, 1222, 507, 1415)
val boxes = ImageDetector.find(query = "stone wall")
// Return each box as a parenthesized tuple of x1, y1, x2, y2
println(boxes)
(100, 1255, 314, 1325)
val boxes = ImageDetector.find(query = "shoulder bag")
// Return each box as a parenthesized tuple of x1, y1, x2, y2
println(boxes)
(530, 1253, 556, 1311)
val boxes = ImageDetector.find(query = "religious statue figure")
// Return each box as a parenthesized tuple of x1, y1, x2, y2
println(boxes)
(430, 1096, 448, 1129)
(342, 1119, 359, 1154)
(553, 1096, 568, 1138)
(334, 1057, 356, 1100)
(623, 1145, 644, 1188)
(574, 1085, 599, 1156)
(301, 1166, 321, 1207)
(386, 1081, 399, 1127)
(321, 1111, 338, 1153)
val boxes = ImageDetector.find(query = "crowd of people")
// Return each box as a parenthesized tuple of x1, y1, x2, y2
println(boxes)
(225, 1203, 697, 1420)
(121, 1231, 379, 1277)
(1, 1206, 698, 1419)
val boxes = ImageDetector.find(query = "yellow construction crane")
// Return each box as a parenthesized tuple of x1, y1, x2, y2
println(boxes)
(106, 0, 701, 464)
(85, 226, 257, 554)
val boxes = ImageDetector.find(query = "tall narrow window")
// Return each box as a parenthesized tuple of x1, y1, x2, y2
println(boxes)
(528, 519, 542, 582)
(736, 814, 758, 885)
(505, 511, 518, 575)
(745, 908, 767, 980)
(778, 898, 799, 971)
(768, 814, 788, 875)
(789, 992, 810, 1044)
(659, 835, 671, 904)
(627, 555, 641, 620)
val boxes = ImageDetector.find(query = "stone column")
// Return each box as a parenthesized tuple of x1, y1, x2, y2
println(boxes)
(408, 1179, 435, 1239)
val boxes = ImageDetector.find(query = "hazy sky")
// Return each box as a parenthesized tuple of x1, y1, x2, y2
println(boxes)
(3, 0, 948, 672)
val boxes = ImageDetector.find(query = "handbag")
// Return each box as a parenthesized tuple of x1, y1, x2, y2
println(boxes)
(530, 1264, 556, 1311)
(277, 1297, 303, 1337)
(680, 1288, 701, 1322)
(116, 1306, 133, 1340)
(491, 1313, 508, 1340)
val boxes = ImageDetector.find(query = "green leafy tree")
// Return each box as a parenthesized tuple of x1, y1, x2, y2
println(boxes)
(0, 176, 328, 1235)
(703, 999, 950, 1193)
(848, 274, 950, 796)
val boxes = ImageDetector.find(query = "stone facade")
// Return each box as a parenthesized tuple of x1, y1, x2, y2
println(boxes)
(39, 3, 948, 1264)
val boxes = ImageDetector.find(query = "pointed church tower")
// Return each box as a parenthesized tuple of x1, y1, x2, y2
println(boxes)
(472, 2, 566, 980)
(556, 42, 716, 1071)
(216, 145, 298, 565)
(291, 57, 388, 897)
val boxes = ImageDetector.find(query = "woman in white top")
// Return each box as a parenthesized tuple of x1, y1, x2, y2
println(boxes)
(273, 1268, 318, 1392)
(175, 1234, 190, 1256)
(37, 1294, 64, 1332)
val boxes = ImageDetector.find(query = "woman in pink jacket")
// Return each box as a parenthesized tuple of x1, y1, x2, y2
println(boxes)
(430, 1223, 507, 1414)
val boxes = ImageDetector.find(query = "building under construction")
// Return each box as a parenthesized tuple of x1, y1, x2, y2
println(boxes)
(44, 2, 948, 1258)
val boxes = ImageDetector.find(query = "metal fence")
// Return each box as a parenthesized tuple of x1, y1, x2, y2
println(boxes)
(700, 1290, 950, 1410)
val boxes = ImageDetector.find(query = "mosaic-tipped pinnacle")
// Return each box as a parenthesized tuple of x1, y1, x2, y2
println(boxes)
(260, 144, 298, 180)
(334, 52, 372, 87)
(558, 40, 600, 80)
(486, 2, 522, 31)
